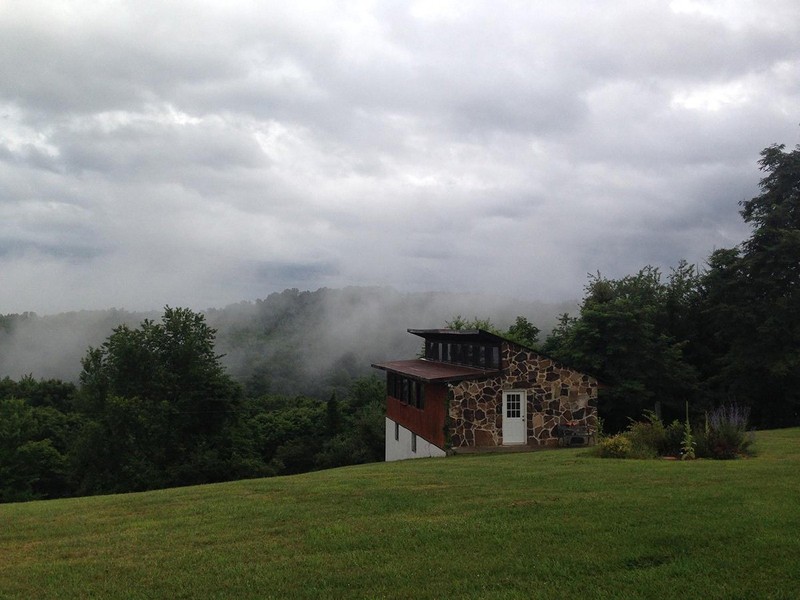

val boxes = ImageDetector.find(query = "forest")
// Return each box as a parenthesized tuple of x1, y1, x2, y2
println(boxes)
(1, 141, 798, 503)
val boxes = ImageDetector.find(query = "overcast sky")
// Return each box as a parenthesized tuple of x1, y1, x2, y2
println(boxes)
(1, 0, 798, 314)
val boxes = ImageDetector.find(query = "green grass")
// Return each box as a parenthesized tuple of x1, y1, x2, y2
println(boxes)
(2, 429, 799, 599)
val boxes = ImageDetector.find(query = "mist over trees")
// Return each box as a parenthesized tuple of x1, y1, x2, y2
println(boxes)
(0, 288, 574, 387)
(0, 291, 572, 502)
(1, 140, 798, 503)
(0, 308, 387, 502)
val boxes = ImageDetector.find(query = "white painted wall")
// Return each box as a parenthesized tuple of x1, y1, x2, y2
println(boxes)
(385, 418, 447, 462)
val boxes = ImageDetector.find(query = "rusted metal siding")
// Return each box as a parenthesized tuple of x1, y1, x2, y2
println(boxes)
(386, 381, 448, 450)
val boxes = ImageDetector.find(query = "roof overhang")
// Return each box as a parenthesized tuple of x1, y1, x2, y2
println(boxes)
(371, 359, 500, 383)
(406, 328, 506, 345)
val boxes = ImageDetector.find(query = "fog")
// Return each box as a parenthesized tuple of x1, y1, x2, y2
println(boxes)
(0, 309, 157, 382)
(0, 287, 576, 387)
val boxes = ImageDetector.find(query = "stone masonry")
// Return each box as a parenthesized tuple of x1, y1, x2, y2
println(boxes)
(449, 342, 598, 448)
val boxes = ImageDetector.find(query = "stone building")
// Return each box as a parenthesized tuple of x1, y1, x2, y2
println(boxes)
(372, 328, 598, 461)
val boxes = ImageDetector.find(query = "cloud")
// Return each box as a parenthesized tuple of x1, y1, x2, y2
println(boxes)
(0, 0, 798, 314)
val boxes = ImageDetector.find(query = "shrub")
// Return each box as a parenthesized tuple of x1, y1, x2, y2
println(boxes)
(597, 434, 632, 458)
(693, 425, 711, 458)
(592, 404, 756, 461)
(624, 411, 665, 459)
(696, 403, 754, 459)
(663, 420, 684, 457)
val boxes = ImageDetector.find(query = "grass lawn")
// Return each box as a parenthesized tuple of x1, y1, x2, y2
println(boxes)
(2, 428, 799, 599)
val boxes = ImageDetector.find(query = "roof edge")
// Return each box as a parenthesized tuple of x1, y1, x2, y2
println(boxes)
(407, 328, 508, 343)
(371, 359, 501, 383)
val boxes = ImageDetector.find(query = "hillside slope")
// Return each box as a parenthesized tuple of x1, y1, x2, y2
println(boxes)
(2, 429, 799, 599)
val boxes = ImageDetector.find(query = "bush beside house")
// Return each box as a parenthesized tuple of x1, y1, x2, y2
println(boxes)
(595, 404, 754, 460)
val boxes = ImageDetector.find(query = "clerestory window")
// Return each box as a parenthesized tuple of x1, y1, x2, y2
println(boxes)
(424, 340, 500, 369)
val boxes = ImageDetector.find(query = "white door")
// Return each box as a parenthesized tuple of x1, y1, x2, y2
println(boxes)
(502, 390, 526, 445)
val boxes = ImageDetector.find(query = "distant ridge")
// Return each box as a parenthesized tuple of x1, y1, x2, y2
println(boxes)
(0, 286, 577, 393)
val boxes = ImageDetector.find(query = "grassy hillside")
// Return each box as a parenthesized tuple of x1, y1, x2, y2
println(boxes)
(2, 429, 799, 599)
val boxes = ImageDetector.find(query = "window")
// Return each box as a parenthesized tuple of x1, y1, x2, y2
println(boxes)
(387, 374, 425, 410)
(395, 422, 399, 441)
(412, 433, 417, 453)
(424, 340, 500, 369)
(506, 392, 522, 418)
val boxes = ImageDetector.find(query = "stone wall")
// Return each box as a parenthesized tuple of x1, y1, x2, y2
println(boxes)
(449, 342, 598, 448)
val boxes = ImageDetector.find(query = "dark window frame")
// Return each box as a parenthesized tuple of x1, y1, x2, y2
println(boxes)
(424, 340, 500, 369)
(386, 373, 426, 410)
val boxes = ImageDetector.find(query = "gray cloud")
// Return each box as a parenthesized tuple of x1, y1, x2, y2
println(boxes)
(0, 0, 798, 314)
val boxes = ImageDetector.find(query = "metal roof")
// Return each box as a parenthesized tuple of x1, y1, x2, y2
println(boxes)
(406, 328, 506, 344)
(371, 359, 500, 383)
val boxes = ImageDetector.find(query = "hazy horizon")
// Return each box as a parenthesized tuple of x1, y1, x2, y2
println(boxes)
(0, 285, 579, 382)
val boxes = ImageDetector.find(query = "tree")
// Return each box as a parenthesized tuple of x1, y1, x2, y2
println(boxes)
(445, 315, 499, 332)
(81, 307, 240, 428)
(0, 397, 69, 502)
(546, 141, 800, 430)
(701, 142, 800, 426)
(544, 268, 700, 431)
(74, 307, 244, 492)
(315, 375, 385, 469)
(505, 316, 540, 348)
(445, 314, 540, 347)
(542, 313, 577, 356)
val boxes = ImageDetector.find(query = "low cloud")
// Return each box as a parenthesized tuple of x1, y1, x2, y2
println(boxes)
(0, 1, 798, 314)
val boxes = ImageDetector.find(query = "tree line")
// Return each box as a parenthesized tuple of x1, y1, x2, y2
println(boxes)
(542, 142, 800, 431)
